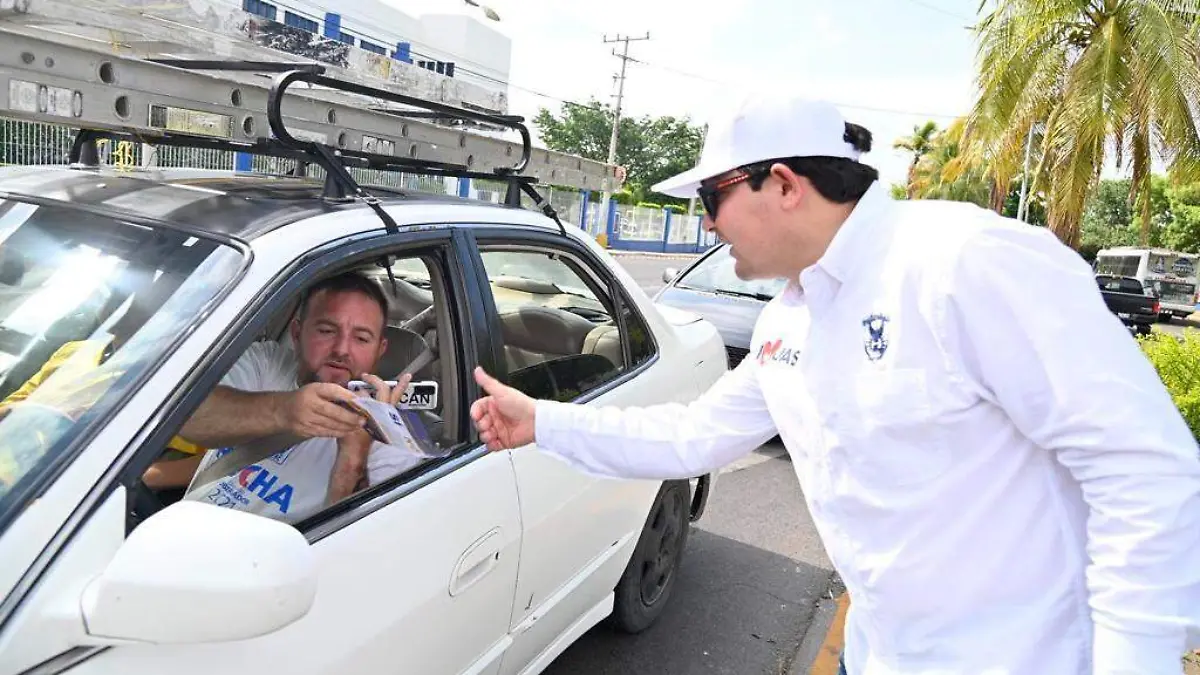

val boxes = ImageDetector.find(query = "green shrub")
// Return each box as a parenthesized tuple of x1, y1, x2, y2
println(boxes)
(611, 190, 635, 205)
(663, 204, 685, 214)
(636, 201, 663, 210)
(1139, 331, 1200, 440)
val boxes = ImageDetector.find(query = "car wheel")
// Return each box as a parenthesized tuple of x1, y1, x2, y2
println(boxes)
(609, 480, 691, 634)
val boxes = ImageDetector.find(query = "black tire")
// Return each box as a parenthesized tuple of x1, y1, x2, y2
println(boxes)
(608, 480, 691, 634)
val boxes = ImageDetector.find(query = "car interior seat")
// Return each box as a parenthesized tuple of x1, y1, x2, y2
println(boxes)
(580, 324, 621, 369)
(498, 305, 599, 371)
(375, 324, 443, 443)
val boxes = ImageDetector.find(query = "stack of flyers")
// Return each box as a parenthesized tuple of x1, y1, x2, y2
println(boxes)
(337, 395, 447, 459)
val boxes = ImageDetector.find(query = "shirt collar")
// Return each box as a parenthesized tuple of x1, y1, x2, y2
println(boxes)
(809, 180, 894, 285)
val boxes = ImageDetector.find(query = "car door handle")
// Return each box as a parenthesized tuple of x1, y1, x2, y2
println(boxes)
(450, 528, 502, 597)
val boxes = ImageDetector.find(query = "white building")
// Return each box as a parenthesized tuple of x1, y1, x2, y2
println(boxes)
(237, 0, 511, 100)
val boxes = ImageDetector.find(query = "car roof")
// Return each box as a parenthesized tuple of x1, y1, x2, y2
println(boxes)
(0, 165, 556, 241)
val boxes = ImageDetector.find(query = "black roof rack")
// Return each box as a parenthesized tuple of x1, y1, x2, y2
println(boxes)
(69, 60, 566, 236)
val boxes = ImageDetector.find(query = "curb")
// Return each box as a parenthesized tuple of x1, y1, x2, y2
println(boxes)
(789, 573, 847, 675)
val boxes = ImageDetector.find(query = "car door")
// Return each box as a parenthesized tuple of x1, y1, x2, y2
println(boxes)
(465, 229, 677, 675)
(0, 228, 523, 675)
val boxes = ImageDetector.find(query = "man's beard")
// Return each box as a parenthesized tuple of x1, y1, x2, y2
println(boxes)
(297, 364, 346, 385)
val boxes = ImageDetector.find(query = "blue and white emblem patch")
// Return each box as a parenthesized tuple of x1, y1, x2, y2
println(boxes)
(862, 313, 890, 361)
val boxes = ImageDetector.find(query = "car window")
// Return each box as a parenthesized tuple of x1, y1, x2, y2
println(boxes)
(478, 246, 647, 402)
(0, 199, 242, 531)
(1153, 280, 1194, 299)
(134, 247, 466, 530)
(675, 245, 787, 300)
(1098, 277, 1145, 294)
(1120, 279, 1146, 294)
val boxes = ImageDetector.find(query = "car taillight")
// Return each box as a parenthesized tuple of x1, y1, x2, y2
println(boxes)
(1154, 300, 1161, 314)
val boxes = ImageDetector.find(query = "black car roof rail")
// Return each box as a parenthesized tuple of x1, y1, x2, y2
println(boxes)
(55, 57, 572, 237)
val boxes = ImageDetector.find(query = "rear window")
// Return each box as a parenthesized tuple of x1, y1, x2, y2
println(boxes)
(0, 199, 241, 529)
(1097, 276, 1145, 294)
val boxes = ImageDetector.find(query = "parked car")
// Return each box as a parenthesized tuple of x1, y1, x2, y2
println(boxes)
(655, 243, 786, 368)
(1096, 274, 1160, 336)
(0, 171, 734, 675)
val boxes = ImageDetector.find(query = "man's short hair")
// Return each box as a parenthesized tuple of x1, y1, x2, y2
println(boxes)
(746, 122, 880, 204)
(297, 271, 389, 329)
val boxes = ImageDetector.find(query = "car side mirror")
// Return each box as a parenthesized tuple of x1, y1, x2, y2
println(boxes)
(82, 501, 317, 644)
(661, 267, 679, 284)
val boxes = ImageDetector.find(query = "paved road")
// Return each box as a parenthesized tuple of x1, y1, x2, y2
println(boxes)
(610, 252, 698, 299)
(1155, 317, 1199, 338)
(542, 252, 836, 675)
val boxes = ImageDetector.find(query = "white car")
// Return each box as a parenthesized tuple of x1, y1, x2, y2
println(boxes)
(0, 163, 727, 675)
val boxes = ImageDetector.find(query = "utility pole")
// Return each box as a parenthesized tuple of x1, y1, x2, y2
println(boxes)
(1017, 123, 1036, 222)
(599, 32, 649, 238)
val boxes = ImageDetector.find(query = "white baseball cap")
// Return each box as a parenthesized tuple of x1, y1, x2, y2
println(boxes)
(652, 92, 863, 198)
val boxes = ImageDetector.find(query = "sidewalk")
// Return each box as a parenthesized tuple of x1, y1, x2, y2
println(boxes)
(605, 249, 701, 261)
(793, 596, 1200, 674)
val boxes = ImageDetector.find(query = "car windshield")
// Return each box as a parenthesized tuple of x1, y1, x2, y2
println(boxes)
(0, 199, 242, 525)
(675, 245, 787, 300)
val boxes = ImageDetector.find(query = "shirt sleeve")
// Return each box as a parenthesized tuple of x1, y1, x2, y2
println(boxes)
(941, 222, 1200, 674)
(219, 341, 292, 392)
(532, 357, 778, 480)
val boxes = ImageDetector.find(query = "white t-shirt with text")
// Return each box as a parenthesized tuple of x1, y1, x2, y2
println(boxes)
(185, 340, 425, 524)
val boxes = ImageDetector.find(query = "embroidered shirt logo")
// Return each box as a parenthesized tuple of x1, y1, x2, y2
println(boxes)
(756, 338, 800, 366)
(862, 314, 890, 361)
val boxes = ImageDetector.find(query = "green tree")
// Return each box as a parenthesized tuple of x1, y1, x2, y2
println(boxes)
(533, 99, 644, 171)
(533, 100, 703, 204)
(1164, 181, 1200, 253)
(893, 121, 939, 199)
(906, 118, 1047, 225)
(1076, 176, 1175, 260)
(961, 0, 1200, 250)
(910, 119, 991, 206)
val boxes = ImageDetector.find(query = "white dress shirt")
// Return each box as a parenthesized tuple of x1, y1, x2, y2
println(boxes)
(534, 181, 1200, 674)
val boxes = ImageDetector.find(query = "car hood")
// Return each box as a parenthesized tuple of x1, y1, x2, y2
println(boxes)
(654, 286, 766, 348)
(654, 302, 705, 326)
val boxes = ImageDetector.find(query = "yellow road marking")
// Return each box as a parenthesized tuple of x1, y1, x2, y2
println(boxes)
(809, 593, 849, 675)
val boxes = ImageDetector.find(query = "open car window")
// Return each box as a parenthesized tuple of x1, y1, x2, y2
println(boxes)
(0, 199, 242, 531)
(135, 248, 464, 530)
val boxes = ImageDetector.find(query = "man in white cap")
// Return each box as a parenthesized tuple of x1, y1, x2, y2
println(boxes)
(469, 91, 1200, 674)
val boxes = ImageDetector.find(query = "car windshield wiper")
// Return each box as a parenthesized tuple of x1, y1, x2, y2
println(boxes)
(705, 287, 774, 302)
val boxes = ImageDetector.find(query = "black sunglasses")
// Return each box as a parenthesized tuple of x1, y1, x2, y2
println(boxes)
(696, 164, 771, 219)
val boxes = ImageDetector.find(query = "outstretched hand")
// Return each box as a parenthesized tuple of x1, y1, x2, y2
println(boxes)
(470, 367, 536, 451)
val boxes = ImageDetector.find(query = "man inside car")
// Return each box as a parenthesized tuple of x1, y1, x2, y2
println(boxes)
(179, 272, 426, 523)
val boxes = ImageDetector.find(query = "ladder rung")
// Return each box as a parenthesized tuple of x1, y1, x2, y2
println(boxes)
(0, 27, 621, 192)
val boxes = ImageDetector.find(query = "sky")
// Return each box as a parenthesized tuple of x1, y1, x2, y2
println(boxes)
(384, 0, 989, 189)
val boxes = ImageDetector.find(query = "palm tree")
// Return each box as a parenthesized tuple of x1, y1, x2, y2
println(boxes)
(911, 119, 992, 206)
(893, 121, 939, 198)
(960, 0, 1200, 249)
